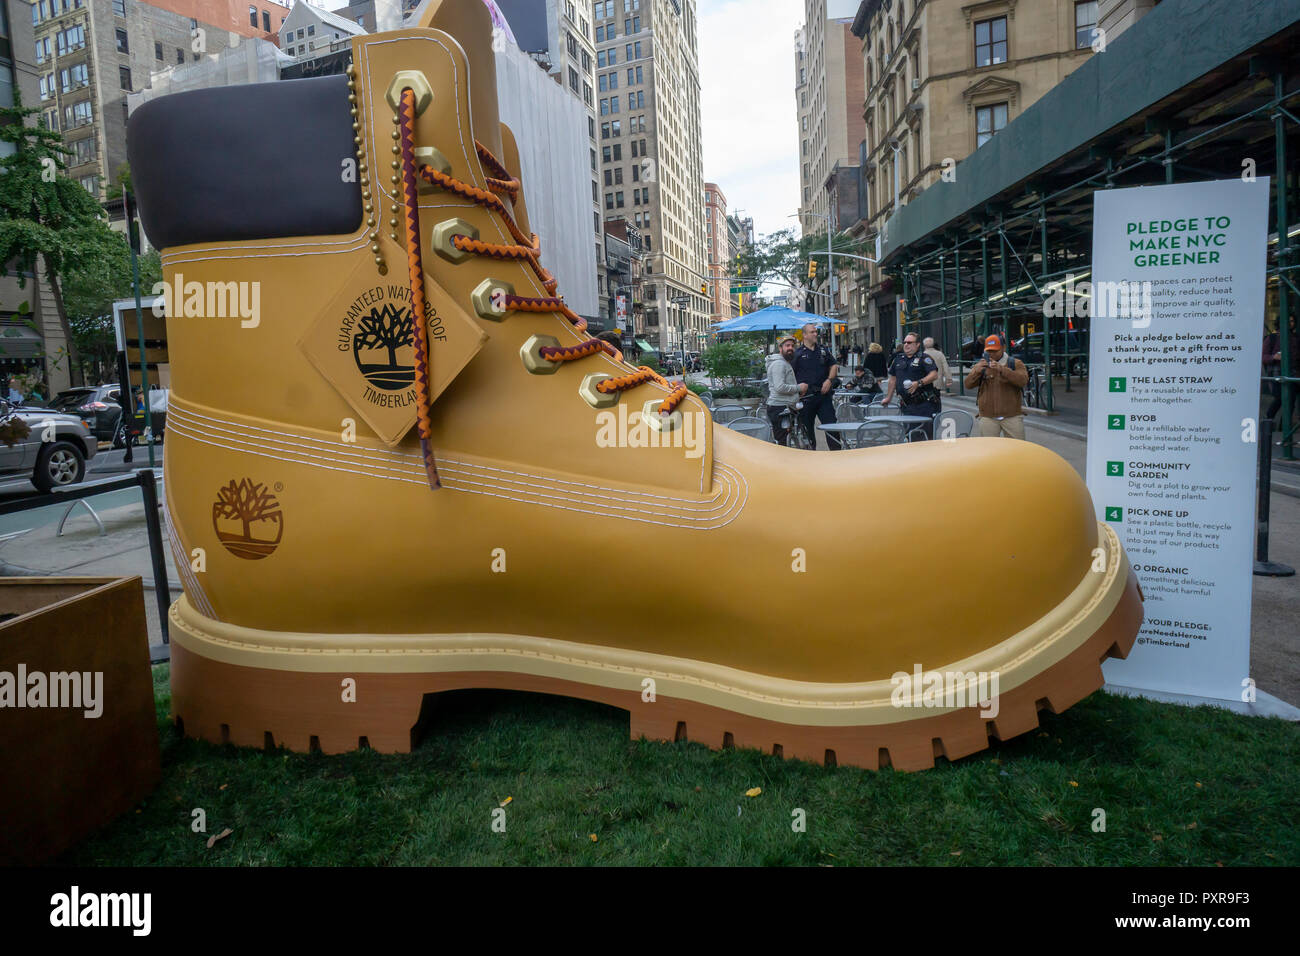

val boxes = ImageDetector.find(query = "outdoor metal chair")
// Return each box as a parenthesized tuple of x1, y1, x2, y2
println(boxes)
(712, 404, 748, 424)
(697, 391, 714, 409)
(866, 404, 900, 417)
(933, 408, 975, 439)
(906, 426, 929, 442)
(839, 403, 869, 423)
(852, 421, 897, 449)
(726, 416, 774, 442)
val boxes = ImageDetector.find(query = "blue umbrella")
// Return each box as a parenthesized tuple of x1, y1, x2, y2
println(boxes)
(712, 305, 836, 333)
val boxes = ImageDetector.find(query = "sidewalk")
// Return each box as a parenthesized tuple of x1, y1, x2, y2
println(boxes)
(0, 498, 179, 660)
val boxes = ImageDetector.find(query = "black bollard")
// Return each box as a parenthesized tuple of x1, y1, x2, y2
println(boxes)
(1254, 418, 1295, 576)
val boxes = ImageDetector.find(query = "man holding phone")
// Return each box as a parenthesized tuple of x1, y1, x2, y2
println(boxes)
(964, 334, 1029, 438)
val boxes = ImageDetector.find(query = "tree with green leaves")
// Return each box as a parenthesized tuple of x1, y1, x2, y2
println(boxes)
(731, 227, 876, 311)
(0, 92, 129, 387)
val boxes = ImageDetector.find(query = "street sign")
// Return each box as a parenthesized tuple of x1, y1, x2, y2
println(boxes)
(728, 285, 757, 294)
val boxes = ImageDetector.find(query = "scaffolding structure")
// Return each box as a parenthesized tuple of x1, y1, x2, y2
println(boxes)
(875, 4, 1298, 458)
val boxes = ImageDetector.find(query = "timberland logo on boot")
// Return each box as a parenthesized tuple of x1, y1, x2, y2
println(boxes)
(212, 478, 283, 560)
(890, 665, 1000, 718)
(0, 665, 103, 718)
(151, 273, 261, 328)
(594, 406, 706, 458)
(340, 286, 444, 408)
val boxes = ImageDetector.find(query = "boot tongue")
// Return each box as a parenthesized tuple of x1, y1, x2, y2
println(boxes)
(414, 0, 504, 162)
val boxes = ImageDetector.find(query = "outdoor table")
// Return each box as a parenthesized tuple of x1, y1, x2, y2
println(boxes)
(816, 415, 933, 445)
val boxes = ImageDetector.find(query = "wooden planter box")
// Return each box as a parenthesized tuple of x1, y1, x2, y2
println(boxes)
(0, 577, 160, 864)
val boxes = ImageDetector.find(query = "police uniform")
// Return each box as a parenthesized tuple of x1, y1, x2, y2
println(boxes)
(888, 350, 941, 438)
(792, 343, 842, 450)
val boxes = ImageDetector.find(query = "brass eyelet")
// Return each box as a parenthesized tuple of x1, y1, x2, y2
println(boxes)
(414, 147, 453, 193)
(580, 373, 620, 409)
(642, 399, 682, 433)
(471, 278, 514, 321)
(520, 335, 561, 375)
(385, 71, 433, 115)
(430, 218, 479, 263)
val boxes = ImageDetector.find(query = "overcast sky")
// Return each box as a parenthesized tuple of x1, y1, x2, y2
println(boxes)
(698, 0, 806, 244)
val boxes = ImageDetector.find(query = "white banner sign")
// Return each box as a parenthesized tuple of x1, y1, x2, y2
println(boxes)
(1087, 178, 1269, 701)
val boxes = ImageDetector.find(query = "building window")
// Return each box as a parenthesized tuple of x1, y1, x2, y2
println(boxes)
(599, 74, 607, 92)
(607, 22, 617, 39)
(115, 28, 129, 54)
(609, 72, 618, 89)
(611, 96, 619, 113)
(605, 193, 614, 210)
(611, 119, 620, 137)
(591, 148, 597, 170)
(249, 5, 257, 27)
(112, 0, 125, 16)
(608, 49, 617, 65)
(614, 168, 623, 184)
(43, 109, 58, 131)
(263, 10, 271, 31)
(177, 48, 184, 64)
(604, 169, 612, 186)
(976, 102, 1008, 146)
(307, 25, 315, 36)
(613, 144, 621, 160)
(72, 136, 94, 165)
(632, 164, 639, 182)
(584, 83, 593, 107)
(1075, 1, 1098, 49)
(616, 191, 624, 208)
(80, 174, 98, 195)
(581, 49, 591, 73)
(593, 181, 599, 202)
(602, 145, 611, 162)
(601, 123, 610, 139)
(600, 98, 608, 115)
(974, 16, 1007, 67)
(119, 66, 132, 91)
(598, 50, 606, 67)
(588, 116, 595, 138)
(154, 40, 163, 60)
(570, 67, 580, 92)
(596, 25, 604, 42)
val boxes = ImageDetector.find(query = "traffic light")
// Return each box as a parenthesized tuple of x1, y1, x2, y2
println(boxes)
(808, 259, 817, 279)
(700, 282, 707, 294)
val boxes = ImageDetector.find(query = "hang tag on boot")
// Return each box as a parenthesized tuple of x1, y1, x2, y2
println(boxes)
(300, 256, 487, 447)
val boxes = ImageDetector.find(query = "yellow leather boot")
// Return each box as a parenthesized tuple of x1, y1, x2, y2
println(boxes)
(128, 1, 1141, 771)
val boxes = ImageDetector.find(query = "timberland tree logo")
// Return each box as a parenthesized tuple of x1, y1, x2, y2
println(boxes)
(337, 285, 445, 410)
(212, 478, 283, 560)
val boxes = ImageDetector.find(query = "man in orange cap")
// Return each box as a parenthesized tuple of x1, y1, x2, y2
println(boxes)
(964, 333, 1029, 438)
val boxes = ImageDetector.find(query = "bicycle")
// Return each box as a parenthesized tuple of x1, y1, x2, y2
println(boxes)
(1022, 366, 1044, 409)
(776, 407, 814, 449)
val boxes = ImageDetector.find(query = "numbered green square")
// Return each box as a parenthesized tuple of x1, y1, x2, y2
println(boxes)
(1105, 506, 1123, 522)
(1107, 460, 1124, 476)
(1107, 414, 1126, 430)
(1109, 377, 1126, 392)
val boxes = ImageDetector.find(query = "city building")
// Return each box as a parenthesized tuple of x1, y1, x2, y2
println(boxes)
(593, 0, 709, 355)
(704, 181, 733, 322)
(493, 1, 601, 324)
(795, 3, 864, 236)
(1, 0, 75, 391)
(601, 215, 643, 346)
(847, 0, 1097, 346)
(278, 2, 364, 60)
(31, 0, 287, 219)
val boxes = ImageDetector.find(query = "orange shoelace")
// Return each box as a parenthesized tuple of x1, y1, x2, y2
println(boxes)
(395, 89, 688, 489)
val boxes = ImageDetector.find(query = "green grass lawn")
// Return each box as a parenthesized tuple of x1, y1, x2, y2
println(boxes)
(57, 664, 1300, 866)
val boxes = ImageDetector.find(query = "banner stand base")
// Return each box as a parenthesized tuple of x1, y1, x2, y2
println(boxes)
(1104, 683, 1300, 721)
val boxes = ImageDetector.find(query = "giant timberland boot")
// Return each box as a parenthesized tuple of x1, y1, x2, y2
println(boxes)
(127, 1, 1142, 771)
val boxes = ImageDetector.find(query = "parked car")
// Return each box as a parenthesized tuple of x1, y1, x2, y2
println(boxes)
(49, 383, 168, 449)
(50, 384, 123, 443)
(0, 400, 98, 492)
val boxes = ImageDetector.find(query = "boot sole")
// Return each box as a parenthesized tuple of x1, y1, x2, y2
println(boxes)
(167, 526, 1143, 772)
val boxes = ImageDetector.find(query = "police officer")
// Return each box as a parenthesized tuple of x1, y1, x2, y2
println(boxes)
(882, 331, 941, 438)
(792, 322, 842, 450)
